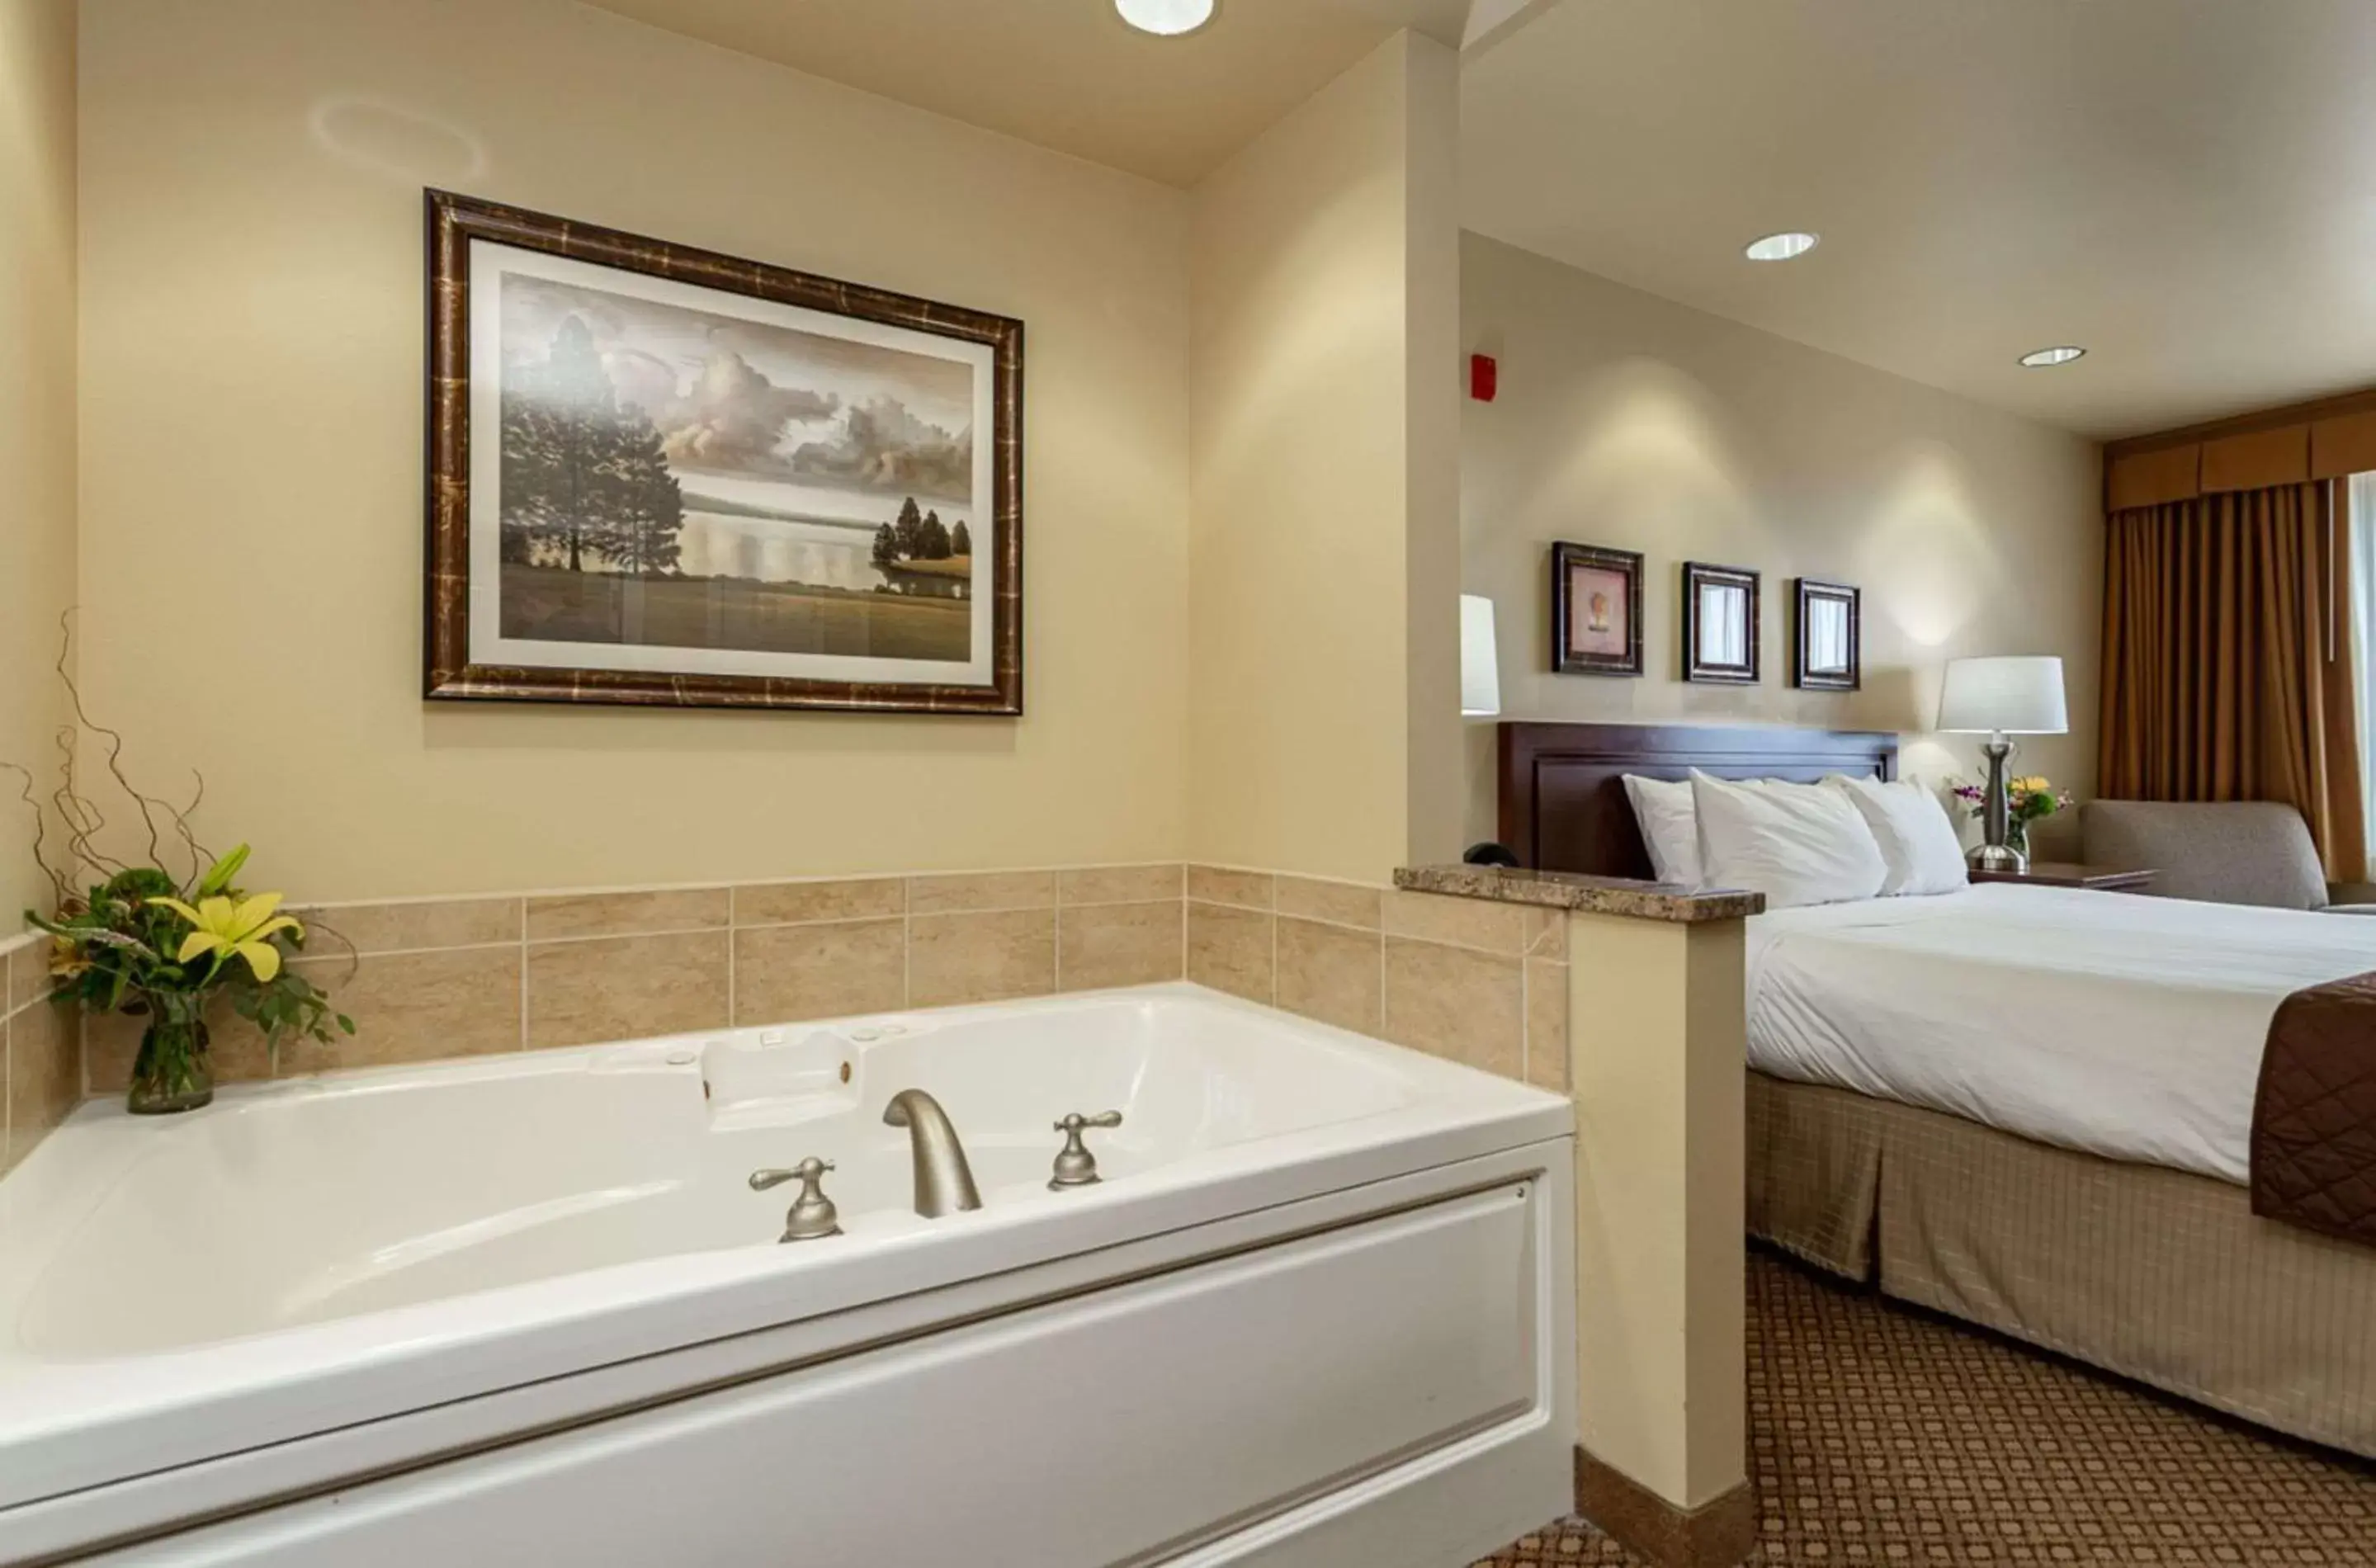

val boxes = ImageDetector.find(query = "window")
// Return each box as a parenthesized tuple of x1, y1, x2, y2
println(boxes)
(2350, 473, 2376, 842)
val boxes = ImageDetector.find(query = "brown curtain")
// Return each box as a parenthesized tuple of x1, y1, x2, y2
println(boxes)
(2099, 480, 2368, 883)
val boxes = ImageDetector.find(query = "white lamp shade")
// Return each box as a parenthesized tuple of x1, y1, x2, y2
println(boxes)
(1937, 655, 2068, 734)
(1460, 595, 1501, 717)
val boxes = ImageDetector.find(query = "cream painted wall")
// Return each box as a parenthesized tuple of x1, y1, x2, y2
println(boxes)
(1401, 38, 1465, 871)
(1187, 31, 1462, 885)
(0, 0, 74, 925)
(1461, 233, 2103, 846)
(75, 0, 1191, 901)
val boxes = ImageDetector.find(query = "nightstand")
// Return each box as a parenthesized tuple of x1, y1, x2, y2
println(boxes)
(1968, 861, 2157, 892)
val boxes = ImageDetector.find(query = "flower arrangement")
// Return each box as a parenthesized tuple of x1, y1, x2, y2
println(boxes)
(1950, 774, 2074, 858)
(7, 624, 352, 1114)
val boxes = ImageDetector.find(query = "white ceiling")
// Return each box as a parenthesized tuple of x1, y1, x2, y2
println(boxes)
(1462, 0, 2376, 440)
(579, 0, 1471, 189)
(587, 0, 2376, 441)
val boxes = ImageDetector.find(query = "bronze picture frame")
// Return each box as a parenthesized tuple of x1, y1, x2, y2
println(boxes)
(1790, 579, 1861, 692)
(424, 191, 1024, 715)
(1681, 561, 1760, 685)
(1551, 541, 1644, 677)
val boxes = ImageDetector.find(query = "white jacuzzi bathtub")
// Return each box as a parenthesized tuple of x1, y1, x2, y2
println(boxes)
(0, 983, 1575, 1566)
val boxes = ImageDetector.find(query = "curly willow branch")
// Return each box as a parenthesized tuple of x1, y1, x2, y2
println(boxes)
(50, 723, 125, 881)
(2, 609, 219, 899)
(172, 770, 215, 886)
(0, 760, 71, 909)
(53, 610, 171, 869)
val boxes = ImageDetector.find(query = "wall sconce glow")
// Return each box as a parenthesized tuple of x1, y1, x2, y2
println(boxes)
(2019, 345, 2086, 368)
(1460, 595, 1502, 718)
(1116, 0, 1214, 35)
(1743, 231, 1819, 262)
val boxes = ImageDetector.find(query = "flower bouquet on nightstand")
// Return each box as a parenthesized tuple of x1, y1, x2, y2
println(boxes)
(1951, 776, 2073, 868)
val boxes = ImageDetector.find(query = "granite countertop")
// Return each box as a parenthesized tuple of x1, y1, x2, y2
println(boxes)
(1393, 865, 1765, 924)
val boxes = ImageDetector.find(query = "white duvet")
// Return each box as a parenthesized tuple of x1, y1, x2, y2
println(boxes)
(1746, 884, 2376, 1184)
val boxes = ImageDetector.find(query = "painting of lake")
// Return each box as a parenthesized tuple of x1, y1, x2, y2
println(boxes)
(488, 267, 985, 666)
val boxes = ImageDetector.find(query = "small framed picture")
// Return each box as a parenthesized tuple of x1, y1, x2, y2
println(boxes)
(1792, 579, 1861, 692)
(1682, 561, 1760, 685)
(1551, 542, 1644, 678)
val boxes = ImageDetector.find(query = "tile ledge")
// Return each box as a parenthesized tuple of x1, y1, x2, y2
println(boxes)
(1392, 866, 1764, 924)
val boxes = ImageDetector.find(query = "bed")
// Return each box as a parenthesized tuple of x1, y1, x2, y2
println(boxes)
(1500, 720, 2376, 1460)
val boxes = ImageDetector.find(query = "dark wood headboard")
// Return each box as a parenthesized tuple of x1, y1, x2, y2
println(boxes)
(1497, 721, 1899, 878)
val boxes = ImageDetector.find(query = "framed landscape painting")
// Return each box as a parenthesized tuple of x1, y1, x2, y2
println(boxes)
(424, 191, 1023, 714)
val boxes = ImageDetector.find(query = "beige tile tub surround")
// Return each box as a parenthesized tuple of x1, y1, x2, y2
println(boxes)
(1059, 901, 1186, 993)
(1185, 869, 1552, 1087)
(525, 887, 730, 942)
(2, 933, 77, 1173)
(45, 861, 1556, 1137)
(529, 932, 731, 1051)
(59, 868, 1194, 1092)
(909, 909, 1057, 1009)
(735, 918, 906, 1026)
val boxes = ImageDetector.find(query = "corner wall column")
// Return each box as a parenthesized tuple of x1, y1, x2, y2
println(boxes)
(1566, 910, 1754, 1567)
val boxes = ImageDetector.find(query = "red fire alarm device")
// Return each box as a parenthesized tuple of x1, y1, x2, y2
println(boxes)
(1470, 354, 1498, 403)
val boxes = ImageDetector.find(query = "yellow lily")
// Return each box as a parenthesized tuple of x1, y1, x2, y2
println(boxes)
(148, 892, 304, 983)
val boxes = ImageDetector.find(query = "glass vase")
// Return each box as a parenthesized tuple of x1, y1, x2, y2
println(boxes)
(127, 1009, 214, 1115)
(2005, 817, 2031, 862)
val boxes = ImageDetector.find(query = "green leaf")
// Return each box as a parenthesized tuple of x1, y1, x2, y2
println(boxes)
(196, 843, 251, 899)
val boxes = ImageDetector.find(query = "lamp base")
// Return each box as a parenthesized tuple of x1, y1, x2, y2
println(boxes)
(1969, 842, 2028, 875)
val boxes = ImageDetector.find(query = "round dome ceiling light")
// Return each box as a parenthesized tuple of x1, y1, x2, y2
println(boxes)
(1744, 231, 1820, 262)
(2019, 345, 2086, 368)
(1116, 0, 1215, 35)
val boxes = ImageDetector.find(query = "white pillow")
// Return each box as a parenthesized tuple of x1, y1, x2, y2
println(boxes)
(1824, 775, 1969, 897)
(1623, 775, 1702, 886)
(1690, 770, 1888, 909)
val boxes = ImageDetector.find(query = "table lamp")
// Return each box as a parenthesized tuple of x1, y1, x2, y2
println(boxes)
(1460, 595, 1501, 718)
(1938, 655, 2067, 872)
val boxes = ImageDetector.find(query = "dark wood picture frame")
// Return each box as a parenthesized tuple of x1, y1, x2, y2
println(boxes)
(1680, 561, 1760, 685)
(1550, 541, 1644, 677)
(423, 190, 1025, 715)
(1790, 579, 1862, 692)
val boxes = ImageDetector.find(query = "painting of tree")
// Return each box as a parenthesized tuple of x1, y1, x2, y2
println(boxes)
(500, 315, 686, 578)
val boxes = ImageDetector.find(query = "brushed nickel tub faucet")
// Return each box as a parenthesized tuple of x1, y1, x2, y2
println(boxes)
(882, 1089, 982, 1217)
(749, 1157, 842, 1242)
(1049, 1110, 1123, 1189)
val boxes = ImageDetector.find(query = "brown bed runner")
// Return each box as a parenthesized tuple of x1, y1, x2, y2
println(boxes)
(2253, 971, 2376, 1247)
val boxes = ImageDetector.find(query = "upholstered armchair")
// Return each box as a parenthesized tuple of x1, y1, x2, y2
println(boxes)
(2081, 801, 2376, 913)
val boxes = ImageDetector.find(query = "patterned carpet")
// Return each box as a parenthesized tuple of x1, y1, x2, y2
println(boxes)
(1477, 1251, 2376, 1566)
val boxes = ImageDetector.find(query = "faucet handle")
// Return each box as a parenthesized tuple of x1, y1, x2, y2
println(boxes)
(749, 1155, 833, 1190)
(1050, 1110, 1123, 1190)
(749, 1156, 842, 1242)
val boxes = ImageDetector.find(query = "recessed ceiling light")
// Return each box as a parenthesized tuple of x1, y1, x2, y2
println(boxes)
(2019, 345, 2086, 368)
(1116, 0, 1214, 35)
(1744, 231, 1819, 262)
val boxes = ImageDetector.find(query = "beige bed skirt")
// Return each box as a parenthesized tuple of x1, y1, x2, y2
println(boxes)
(1747, 1072, 2376, 1461)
